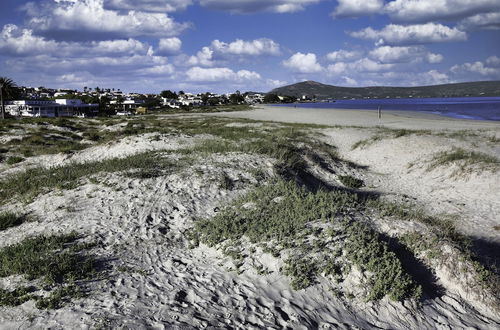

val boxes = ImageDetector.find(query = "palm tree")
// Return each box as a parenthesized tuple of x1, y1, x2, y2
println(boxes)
(0, 77, 18, 120)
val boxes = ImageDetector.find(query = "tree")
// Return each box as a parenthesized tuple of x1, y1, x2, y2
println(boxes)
(0, 77, 19, 119)
(208, 97, 220, 106)
(263, 93, 281, 103)
(229, 91, 245, 104)
(201, 93, 209, 105)
(160, 90, 178, 99)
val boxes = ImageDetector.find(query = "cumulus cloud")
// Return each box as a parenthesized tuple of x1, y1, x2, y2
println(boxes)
(369, 46, 443, 64)
(141, 64, 176, 76)
(186, 67, 261, 82)
(267, 79, 288, 88)
(186, 38, 281, 67)
(332, 0, 384, 18)
(199, 0, 321, 14)
(210, 38, 281, 56)
(23, 0, 189, 40)
(326, 50, 362, 62)
(157, 37, 182, 55)
(187, 47, 215, 67)
(104, 0, 192, 12)
(451, 60, 500, 77)
(0, 24, 151, 57)
(350, 23, 467, 45)
(283, 52, 323, 73)
(458, 12, 500, 30)
(486, 56, 500, 66)
(385, 0, 500, 23)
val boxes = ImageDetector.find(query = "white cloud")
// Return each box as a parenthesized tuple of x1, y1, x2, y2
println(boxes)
(186, 67, 261, 82)
(352, 58, 395, 72)
(327, 62, 348, 75)
(0, 24, 151, 57)
(210, 38, 281, 56)
(187, 47, 215, 67)
(104, 0, 192, 12)
(350, 23, 467, 45)
(141, 64, 176, 76)
(451, 60, 500, 77)
(369, 45, 443, 64)
(385, 0, 500, 23)
(327, 59, 394, 76)
(283, 52, 323, 73)
(198, 0, 321, 14)
(486, 56, 500, 66)
(186, 38, 281, 67)
(326, 50, 362, 62)
(267, 79, 288, 88)
(332, 0, 384, 18)
(24, 0, 189, 40)
(0, 24, 58, 56)
(426, 53, 444, 64)
(341, 76, 358, 86)
(458, 12, 500, 30)
(157, 37, 182, 55)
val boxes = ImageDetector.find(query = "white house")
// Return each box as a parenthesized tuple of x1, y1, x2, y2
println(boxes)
(161, 98, 181, 109)
(110, 99, 145, 111)
(5, 99, 99, 118)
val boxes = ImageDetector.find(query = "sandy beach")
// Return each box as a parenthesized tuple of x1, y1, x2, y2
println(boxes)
(0, 111, 499, 329)
(209, 105, 500, 130)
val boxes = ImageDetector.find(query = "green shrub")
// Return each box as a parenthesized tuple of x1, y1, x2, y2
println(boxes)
(0, 233, 96, 309)
(338, 175, 364, 189)
(0, 212, 26, 231)
(345, 221, 422, 301)
(6, 156, 24, 165)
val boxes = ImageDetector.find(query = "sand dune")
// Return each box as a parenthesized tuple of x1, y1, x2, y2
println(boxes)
(0, 112, 499, 329)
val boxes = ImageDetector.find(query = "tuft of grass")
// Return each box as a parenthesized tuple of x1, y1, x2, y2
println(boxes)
(0, 212, 26, 231)
(5, 156, 24, 165)
(0, 233, 97, 308)
(338, 175, 364, 189)
(0, 233, 95, 284)
(0, 151, 185, 203)
(0, 287, 36, 307)
(352, 128, 431, 150)
(428, 147, 499, 173)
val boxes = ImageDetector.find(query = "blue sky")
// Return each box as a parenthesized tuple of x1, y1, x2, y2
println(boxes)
(0, 0, 499, 93)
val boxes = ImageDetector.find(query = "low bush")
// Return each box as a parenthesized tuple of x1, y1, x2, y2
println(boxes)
(0, 212, 26, 231)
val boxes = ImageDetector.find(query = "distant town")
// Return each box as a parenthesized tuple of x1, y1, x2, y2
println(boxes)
(3, 85, 300, 118)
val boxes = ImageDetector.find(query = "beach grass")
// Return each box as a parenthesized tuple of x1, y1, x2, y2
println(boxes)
(0, 212, 26, 231)
(0, 151, 184, 203)
(427, 147, 499, 173)
(338, 175, 364, 189)
(0, 233, 96, 309)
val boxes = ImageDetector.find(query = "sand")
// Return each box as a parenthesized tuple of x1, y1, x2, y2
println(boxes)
(0, 111, 499, 329)
(208, 105, 500, 130)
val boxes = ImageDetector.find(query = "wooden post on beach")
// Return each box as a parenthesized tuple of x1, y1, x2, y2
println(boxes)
(378, 106, 381, 125)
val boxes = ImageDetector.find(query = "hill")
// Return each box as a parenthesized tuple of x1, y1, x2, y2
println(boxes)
(269, 80, 500, 99)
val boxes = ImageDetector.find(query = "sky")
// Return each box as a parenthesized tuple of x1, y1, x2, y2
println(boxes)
(0, 0, 499, 94)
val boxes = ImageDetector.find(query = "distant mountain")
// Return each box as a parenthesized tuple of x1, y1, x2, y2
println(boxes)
(269, 81, 500, 99)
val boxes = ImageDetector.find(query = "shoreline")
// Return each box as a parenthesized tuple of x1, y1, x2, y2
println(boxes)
(206, 105, 500, 130)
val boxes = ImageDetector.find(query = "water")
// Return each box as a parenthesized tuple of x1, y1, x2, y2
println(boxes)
(273, 97, 500, 121)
